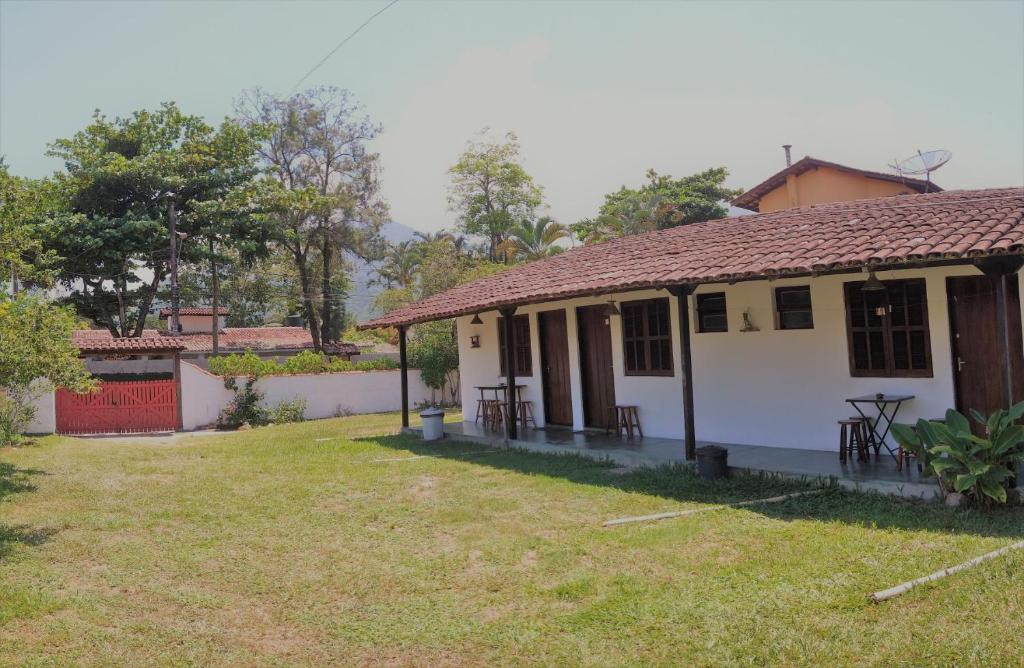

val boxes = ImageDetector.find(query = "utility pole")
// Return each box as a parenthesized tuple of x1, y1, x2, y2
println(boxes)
(210, 236, 219, 355)
(169, 201, 181, 334)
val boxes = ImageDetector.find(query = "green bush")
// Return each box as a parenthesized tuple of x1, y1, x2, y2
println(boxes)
(270, 398, 307, 424)
(216, 377, 268, 430)
(208, 351, 276, 378)
(208, 350, 398, 377)
(0, 392, 36, 446)
(353, 357, 399, 371)
(893, 402, 1024, 505)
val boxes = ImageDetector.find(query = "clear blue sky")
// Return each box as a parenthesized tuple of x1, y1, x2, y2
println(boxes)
(2, 0, 1022, 231)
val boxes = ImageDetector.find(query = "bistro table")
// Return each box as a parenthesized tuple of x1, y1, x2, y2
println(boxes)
(475, 384, 528, 429)
(845, 394, 915, 461)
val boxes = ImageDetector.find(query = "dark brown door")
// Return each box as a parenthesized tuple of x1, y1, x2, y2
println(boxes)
(539, 309, 572, 426)
(577, 305, 616, 429)
(948, 276, 1024, 423)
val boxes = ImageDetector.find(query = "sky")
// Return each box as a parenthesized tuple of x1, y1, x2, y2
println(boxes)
(2, 0, 1023, 234)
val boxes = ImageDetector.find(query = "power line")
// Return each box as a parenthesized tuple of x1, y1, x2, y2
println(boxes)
(290, 0, 401, 94)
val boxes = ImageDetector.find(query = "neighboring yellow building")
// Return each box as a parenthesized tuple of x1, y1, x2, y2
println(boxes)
(732, 156, 940, 213)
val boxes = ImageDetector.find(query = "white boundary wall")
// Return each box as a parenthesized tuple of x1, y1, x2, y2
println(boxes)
(456, 266, 1024, 450)
(180, 362, 436, 430)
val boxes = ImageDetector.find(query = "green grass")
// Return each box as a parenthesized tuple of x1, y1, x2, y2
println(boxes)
(1, 412, 1022, 666)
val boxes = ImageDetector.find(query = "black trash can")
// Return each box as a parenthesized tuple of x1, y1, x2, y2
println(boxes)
(696, 445, 728, 480)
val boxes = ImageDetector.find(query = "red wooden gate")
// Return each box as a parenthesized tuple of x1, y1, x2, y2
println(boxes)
(56, 380, 178, 434)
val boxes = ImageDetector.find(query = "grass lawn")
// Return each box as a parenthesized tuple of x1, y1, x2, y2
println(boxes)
(1, 412, 1022, 666)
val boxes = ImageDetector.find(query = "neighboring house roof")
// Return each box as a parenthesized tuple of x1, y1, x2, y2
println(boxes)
(732, 156, 941, 212)
(73, 334, 186, 354)
(158, 307, 230, 317)
(74, 327, 360, 355)
(360, 187, 1024, 329)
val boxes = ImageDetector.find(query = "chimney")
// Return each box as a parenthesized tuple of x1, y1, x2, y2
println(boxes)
(782, 144, 793, 167)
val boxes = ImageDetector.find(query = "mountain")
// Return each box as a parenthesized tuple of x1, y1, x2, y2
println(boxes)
(346, 221, 421, 321)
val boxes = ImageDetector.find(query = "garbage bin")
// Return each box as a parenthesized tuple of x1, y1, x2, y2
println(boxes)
(696, 445, 728, 480)
(420, 408, 445, 441)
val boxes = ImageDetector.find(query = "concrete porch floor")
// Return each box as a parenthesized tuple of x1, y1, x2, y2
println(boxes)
(413, 420, 941, 500)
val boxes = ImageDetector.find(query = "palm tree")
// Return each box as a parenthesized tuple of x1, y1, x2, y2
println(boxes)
(496, 217, 570, 262)
(373, 240, 421, 289)
(582, 194, 666, 244)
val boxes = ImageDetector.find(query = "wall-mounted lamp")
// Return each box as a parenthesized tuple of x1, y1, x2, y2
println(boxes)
(470, 335, 481, 348)
(470, 313, 484, 325)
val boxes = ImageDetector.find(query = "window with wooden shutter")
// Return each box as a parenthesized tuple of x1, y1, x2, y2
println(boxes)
(696, 292, 728, 333)
(621, 298, 674, 376)
(844, 279, 932, 377)
(497, 315, 533, 377)
(775, 286, 814, 330)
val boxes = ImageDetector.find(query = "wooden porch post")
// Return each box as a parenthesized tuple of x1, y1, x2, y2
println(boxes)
(500, 306, 518, 440)
(669, 285, 696, 460)
(398, 325, 409, 428)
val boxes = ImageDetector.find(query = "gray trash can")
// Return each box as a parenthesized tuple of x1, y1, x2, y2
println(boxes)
(420, 408, 445, 441)
(696, 445, 728, 480)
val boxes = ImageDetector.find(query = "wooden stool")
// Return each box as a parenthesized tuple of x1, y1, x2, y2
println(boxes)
(838, 418, 868, 463)
(517, 400, 536, 430)
(483, 400, 505, 430)
(609, 406, 643, 439)
(474, 399, 487, 424)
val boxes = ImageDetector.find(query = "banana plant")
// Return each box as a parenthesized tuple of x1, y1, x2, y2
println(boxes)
(892, 402, 1024, 505)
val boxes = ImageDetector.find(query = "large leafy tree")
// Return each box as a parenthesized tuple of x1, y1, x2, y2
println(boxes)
(373, 239, 421, 289)
(235, 87, 387, 350)
(45, 103, 269, 336)
(447, 131, 544, 262)
(571, 167, 742, 243)
(0, 163, 59, 290)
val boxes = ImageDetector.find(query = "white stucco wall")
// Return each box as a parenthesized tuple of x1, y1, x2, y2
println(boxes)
(457, 265, 1010, 450)
(26, 388, 56, 434)
(179, 361, 436, 430)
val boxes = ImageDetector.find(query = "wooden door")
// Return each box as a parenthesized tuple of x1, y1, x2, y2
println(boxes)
(947, 276, 1024, 422)
(539, 309, 572, 426)
(577, 305, 616, 429)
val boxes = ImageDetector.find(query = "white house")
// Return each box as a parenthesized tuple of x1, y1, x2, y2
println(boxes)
(362, 185, 1024, 467)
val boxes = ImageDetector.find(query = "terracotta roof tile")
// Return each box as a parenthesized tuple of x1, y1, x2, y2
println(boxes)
(74, 327, 359, 355)
(74, 334, 186, 354)
(360, 187, 1024, 329)
(158, 307, 229, 317)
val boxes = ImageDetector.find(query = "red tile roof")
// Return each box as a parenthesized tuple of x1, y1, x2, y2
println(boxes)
(732, 156, 940, 212)
(74, 327, 359, 355)
(360, 187, 1024, 329)
(158, 307, 229, 317)
(73, 334, 186, 354)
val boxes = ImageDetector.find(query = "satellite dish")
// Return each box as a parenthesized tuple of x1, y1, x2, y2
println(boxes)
(888, 149, 952, 193)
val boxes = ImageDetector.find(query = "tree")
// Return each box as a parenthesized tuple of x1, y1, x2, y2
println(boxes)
(570, 193, 664, 244)
(373, 239, 421, 289)
(496, 216, 569, 261)
(45, 103, 269, 336)
(0, 163, 59, 291)
(571, 167, 743, 243)
(235, 87, 388, 350)
(0, 294, 95, 444)
(447, 131, 544, 262)
(408, 320, 460, 405)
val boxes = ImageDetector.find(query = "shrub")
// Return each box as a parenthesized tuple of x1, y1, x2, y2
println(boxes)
(208, 350, 398, 377)
(216, 377, 268, 430)
(0, 392, 36, 446)
(893, 402, 1024, 505)
(208, 351, 276, 378)
(270, 398, 307, 424)
(353, 357, 399, 371)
